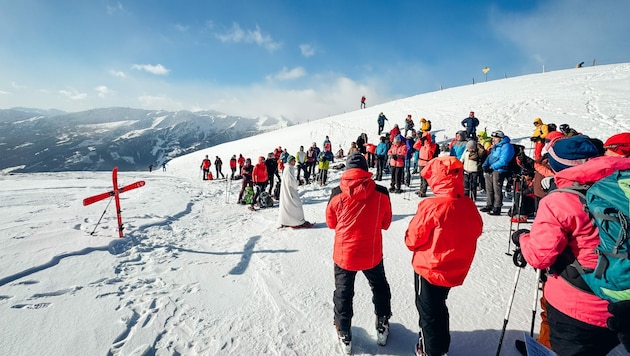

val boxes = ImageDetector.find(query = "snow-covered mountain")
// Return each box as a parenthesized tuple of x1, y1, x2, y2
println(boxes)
(0, 107, 292, 173)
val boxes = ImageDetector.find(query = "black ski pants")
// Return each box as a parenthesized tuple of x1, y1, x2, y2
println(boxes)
(375, 155, 386, 180)
(546, 302, 619, 356)
(390, 166, 404, 190)
(333, 261, 391, 333)
(415, 273, 451, 356)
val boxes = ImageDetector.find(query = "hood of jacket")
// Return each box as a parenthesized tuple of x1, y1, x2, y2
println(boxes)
(554, 156, 630, 188)
(421, 156, 465, 197)
(339, 168, 375, 200)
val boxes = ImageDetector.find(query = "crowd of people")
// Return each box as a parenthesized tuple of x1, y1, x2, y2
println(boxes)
(195, 110, 630, 356)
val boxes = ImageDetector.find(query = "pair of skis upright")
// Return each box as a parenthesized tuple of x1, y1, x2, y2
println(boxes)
(82, 167, 145, 238)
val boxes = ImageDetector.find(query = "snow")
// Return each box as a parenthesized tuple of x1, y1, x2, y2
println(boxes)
(2, 63, 630, 356)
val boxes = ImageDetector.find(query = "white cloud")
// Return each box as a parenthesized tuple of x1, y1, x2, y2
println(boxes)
(300, 44, 315, 57)
(106, 2, 124, 15)
(174, 24, 189, 32)
(109, 70, 126, 78)
(0, 90, 9, 95)
(95, 86, 112, 98)
(132, 64, 170, 75)
(215, 23, 282, 51)
(59, 89, 87, 101)
(267, 67, 307, 81)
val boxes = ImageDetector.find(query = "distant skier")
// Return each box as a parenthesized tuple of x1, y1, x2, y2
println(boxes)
(149, 164, 153, 173)
(200, 155, 211, 180)
(461, 111, 479, 139)
(229, 155, 237, 179)
(360, 95, 366, 109)
(377, 112, 388, 135)
(162, 162, 166, 172)
(214, 156, 225, 179)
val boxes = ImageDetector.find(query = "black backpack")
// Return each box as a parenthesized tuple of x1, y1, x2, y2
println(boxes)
(258, 191, 274, 208)
(273, 181, 281, 200)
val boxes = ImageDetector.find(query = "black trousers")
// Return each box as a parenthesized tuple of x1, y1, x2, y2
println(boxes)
(375, 155, 386, 180)
(391, 166, 404, 189)
(415, 273, 451, 356)
(333, 261, 391, 332)
(546, 301, 619, 356)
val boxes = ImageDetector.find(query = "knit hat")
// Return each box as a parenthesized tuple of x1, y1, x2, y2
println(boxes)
(287, 155, 296, 163)
(346, 153, 368, 171)
(490, 130, 505, 138)
(466, 140, 477, 150)
(604, 132, 630, 157)
(547, 135, 601, 172)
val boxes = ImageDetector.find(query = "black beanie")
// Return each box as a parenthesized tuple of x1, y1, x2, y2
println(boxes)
(346, 153, 368, 171)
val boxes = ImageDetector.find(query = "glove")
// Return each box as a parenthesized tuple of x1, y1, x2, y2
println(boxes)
(608, 300, 630, 352)
(511, 229, 530, 247)
(513, 248, 527, 267)
(392, 154, 398, 160)
(530, 136, 539, 142)
(483, 166, 493, 174)
(541, 177, 554, 191)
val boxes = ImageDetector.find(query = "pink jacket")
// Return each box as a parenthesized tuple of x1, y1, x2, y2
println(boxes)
(387, 142, 407, 167)
(520, 156, 630, 327)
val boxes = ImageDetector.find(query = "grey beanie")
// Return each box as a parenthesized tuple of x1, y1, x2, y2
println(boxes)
(466, 140, 477, 150)
(346, 153, 368, 171)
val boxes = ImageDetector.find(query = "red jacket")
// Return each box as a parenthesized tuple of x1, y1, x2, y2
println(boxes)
(201, 158, 211, 169)
(520, 156, 630, 327)
(405, 156, 483, 287)
(252, 157, 268, 183)
(326, 168, 392, 271)
(413, 132, 437, 164)
(238, 156, 245, 167)
(229, 158, 237, 169)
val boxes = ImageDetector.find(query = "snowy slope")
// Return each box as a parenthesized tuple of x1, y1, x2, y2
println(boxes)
(1, 63, 629, 356)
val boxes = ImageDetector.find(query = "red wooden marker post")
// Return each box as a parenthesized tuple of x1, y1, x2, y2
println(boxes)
(83, 167, 145, 238)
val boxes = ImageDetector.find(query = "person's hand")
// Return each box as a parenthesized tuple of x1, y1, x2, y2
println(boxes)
(530, 136, 539, 142)
(391, 154, 398, 160)
(608, 300, 630, 352)
(511, 229, 530, 247)
(541, 177, 554, 191)
(483, 166, 493, 174)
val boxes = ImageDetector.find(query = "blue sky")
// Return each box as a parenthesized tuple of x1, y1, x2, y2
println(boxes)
(1, 0, 629, 122)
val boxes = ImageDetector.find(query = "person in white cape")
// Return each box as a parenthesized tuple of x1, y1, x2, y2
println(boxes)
(278, 155, 312, 228)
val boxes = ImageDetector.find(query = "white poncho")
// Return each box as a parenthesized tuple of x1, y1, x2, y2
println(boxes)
(278, 165, 306, 226)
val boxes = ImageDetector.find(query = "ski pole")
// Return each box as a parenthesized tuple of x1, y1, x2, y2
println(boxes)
(530, 269, 542, 337)
(90, 197, 113, 235)
(496, 266, 522, 356)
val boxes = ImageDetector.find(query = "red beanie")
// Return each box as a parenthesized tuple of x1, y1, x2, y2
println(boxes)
(604, 132, 630, 156)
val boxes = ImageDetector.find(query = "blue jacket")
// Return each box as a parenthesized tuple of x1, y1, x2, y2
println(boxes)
(483, 137, 515, 172)
(377, 114, 388, 126)
(376, 142, 388, 156)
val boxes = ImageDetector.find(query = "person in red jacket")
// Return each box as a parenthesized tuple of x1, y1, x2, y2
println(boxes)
(405, 156, 483, 356)
(326, 153, 393, 353)
(200, 155, 211, 180)
(237, 154, 245, 172)
(387, 135, 407, 193)
(229, 155, 237, 179)
(251, 156, 269, 208)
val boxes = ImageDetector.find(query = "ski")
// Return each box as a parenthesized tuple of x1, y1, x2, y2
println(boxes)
(112, 167, 124, 238)
(83, 180, 145, 206)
